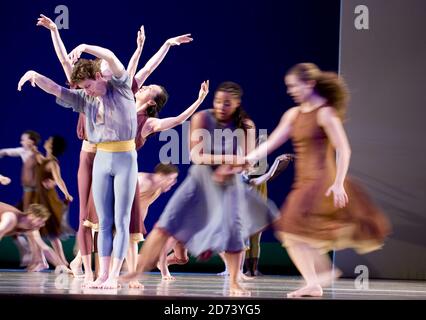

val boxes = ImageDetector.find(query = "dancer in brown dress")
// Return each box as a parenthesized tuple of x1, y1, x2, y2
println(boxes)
(26, 136, 73, 273)
(246, 63, 391, 298)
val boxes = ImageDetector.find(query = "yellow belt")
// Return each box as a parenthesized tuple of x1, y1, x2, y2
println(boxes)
(96, 140, 136, 152)
(81, 140, 97, 153)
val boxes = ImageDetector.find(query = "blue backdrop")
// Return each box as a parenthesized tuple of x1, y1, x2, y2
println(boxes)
(0, 0, 340, 241)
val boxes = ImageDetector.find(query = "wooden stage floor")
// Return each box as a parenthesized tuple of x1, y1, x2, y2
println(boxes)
(0, 270, 424, 300)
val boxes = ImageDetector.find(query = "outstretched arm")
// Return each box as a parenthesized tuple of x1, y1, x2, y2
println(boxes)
(144, 80, 209, 134)
(245, 107, 299, 163)
(37, 14, 73, 82)
(69, 44, 125, 78)
(0, 212, 17, 240)
(127, 25, 145, 80)
(0, 147, 24, 158)
(134, 34, 193, 87)
(249, 154, 292, 185)
(18, 71, 62, 97)
(47, 161, 73, 202)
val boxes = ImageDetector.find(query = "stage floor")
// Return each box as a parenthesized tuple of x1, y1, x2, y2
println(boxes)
(0, 270, 425, 300)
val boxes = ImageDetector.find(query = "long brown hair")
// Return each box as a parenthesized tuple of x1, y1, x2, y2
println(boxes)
(287, 63, 349, 119)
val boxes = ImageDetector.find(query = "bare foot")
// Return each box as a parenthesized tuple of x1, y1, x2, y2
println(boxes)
(99, 277, 120, 289)
(317, 268, 342, 287)
(81, 272, 94, 287)
(217, 270, 229, 276)
(55, 265, 73, 275)
(287, 284, 323, 298)
(70, 258, 84, 278)
(27, 261, 49, 272)
(157, 262, 175, 280)
(129, 280, 144, 289)
(238, 272, 251, 281)
(229, 282, 251, 296)
(86, 273, 108, 288)
(119, 271, 141, 283)
(20, 253, 32, 267)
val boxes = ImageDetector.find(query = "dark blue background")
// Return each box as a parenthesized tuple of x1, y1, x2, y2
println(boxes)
(0, 0, 340, 241)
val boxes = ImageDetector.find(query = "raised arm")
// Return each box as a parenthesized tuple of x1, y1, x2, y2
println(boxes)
(318, 107, 351, 208)
(134, 34, 193, 87)
(47, 161, 73, 202)
(37, 14, 73, 82)
(145, 80, 209, 133)
(69, 44, 125, 78)
(245, 107, 299, 163)
(0, 212, 17, 240)
(127, 25, 145, 80)
(18, 71, 62, 97)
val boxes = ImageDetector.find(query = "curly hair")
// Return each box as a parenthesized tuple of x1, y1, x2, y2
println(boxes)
(71, 58, 102, 84)
(287, 63, 349, 119)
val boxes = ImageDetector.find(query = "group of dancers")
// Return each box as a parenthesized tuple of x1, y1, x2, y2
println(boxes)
(0, 14, 391, 297)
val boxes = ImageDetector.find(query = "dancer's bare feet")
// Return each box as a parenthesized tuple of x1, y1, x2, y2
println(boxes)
(287, 284, 323, 298)
(119, 271, 141, 283)
(81, 272, 94, 287)
(70, 258, 84, 278)
(20, 253, 32, 267)
(99, 277, 120, 289)
(54, 265, 73, 275)
(86, 273, 108, 288)
(27, 261, 49, 272)
(129, 280, 144, 289)
(239, 272, 251, 281)
(229, 282, 251, 296)
(217, 270, 229, 276)
(317, 268, 342, 287)
(157, 262, 176, 281)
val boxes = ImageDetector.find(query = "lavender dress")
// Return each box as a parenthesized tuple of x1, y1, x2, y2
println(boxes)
(156, 110, 279, 257)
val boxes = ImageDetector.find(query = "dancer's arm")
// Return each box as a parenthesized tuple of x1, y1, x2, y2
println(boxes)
(17, 71, 62, 96)
(0, 212, 17, 240)
(143, 81, 209, 134)
(18, 71, 87, 113)
(127, 26, 145, 80)
(249, 154, 291, 185)
(0, 147, 24, 158)
(134, 34, 193, 88)
(46, 161, 73, 202)
(318, 107, 351, 208)
(69, 44, 125, 78)
(0, 175, 11, 186)
(36, 14, 73, 82)
(245, 107, 299, 163)
(189, 112, 246, 166)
